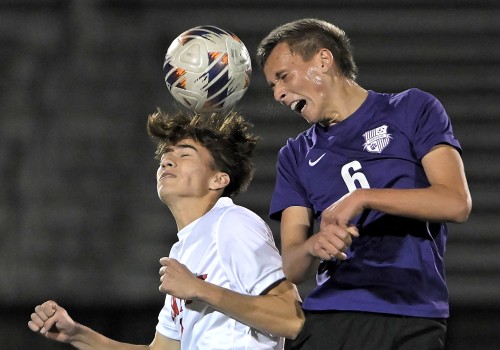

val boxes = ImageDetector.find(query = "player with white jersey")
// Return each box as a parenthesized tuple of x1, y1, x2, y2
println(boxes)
(257, 18, 471, 349)
(28, 110, 304, 350)
(157, 197, 286, 349)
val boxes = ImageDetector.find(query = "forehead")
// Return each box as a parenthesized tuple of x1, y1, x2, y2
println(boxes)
(173, 138, 199, 147)
(263, 43, 306, 79)
(264, 43, 293, 69)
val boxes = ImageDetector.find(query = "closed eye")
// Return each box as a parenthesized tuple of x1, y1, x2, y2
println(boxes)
(268, 72, 288, 90)
(174, 143, 198, 157)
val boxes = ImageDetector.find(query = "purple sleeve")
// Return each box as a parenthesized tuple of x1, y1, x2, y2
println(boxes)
(269, 141, 311, 220)
(408, 89, 462, 159)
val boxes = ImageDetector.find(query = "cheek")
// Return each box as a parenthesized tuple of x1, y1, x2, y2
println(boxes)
(305, 66, 324, 85)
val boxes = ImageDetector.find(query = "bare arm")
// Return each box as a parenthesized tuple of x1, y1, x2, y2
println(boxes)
(28, 300, 180, 350)
(321, 145, 472, 227)
(278, 206, 358, 284)
(280, 206, 322, 284)
(368, 145, 471, 222)
(278, 145, 472, 284)
(159, 258, 304, 339)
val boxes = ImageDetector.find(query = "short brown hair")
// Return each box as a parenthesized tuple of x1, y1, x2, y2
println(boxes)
(256, 18, 358, 80)
(147, 109, 258, 198)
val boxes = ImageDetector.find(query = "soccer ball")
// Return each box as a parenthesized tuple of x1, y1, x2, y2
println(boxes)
(163, 25, 252, 112)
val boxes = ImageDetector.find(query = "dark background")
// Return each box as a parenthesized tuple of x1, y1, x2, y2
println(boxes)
(1, 1, 499, 349)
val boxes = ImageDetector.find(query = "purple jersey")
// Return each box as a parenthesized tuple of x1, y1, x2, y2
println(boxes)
(270, 89, 461, 318)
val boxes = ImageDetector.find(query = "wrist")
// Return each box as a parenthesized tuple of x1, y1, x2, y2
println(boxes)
(69, 322, 84, 346)
(354, 188, 370, 211)
(194, 279, 223, 306)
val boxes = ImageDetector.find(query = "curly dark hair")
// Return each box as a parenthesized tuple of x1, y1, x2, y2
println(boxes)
(256, 18, 358, 80)
(147, 109, 258, 198)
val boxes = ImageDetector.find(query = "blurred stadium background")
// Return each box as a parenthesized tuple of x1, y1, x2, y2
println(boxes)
(1, 1, 499, 349)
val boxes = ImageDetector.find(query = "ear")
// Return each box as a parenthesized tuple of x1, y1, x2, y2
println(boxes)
(210, 172, 230, 191)
(318, 48, 334, 72)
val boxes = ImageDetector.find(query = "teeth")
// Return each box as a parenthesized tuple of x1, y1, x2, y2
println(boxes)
(291, 100, 306, 113)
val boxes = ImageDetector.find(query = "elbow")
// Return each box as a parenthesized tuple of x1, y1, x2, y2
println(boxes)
(282, 309, 305, 340)
(269, 284, 305, 339)
(283, 264, 309, 285)
(264, 309, 304, 339)
(282, 254, 316, 285)
(283, 267, 304, 285)
(450, 196, 472, 223)
(282, 259, 299, 284)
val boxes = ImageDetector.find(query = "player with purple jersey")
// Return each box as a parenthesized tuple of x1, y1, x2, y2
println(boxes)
(257, 18, 472, 350)
(272, 88, 457, 317)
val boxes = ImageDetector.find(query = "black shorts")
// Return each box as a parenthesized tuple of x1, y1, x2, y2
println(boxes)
(286, 310, 447, 350)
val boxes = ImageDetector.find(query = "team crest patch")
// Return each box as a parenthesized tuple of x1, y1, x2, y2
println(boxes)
(362, 125, 392, 153)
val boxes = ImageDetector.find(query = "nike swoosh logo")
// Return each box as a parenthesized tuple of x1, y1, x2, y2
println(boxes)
(308, 153, 326, 166)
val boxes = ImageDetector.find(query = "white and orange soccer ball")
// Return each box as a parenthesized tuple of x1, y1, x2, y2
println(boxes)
(163, 25, 252, 112)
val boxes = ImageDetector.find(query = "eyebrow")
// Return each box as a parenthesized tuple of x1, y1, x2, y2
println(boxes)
(175, 143, 198, 152)
(162, 143, 199, 155)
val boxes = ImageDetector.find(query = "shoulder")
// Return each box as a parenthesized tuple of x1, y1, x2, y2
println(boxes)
(278, 125, 317, 159)
(382, 88, 438, 107)
(375, 88, 446, 123)
(283, 125, 316, 149)
(216, 203, 276, 245)
(219, 204, 269, 233)
(206, 199, 269, 232)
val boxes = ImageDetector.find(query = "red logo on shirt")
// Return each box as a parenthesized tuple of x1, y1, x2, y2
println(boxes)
(170, 273, 208, 335)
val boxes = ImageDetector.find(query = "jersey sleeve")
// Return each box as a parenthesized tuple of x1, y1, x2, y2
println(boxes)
(270, 140, 312, 220)
(216, 208, 285, 295)
(407, 89, 462, 159)
(155, 295, 181, 341)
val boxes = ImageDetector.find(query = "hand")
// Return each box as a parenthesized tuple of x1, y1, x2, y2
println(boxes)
(159, 257, 202, 300)
(311, 191, 363, 260)
(307, 223, 357, 261)
(321, 190, 365, 230)
(28, 300, 77, 343)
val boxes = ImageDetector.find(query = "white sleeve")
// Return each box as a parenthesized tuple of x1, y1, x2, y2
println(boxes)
(155, 295, 181, 340)
(216, 207, 285, 295)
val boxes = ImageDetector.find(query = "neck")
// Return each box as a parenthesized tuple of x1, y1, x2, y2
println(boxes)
(321, 79, 368, 127)
(167, 196, 220, 231)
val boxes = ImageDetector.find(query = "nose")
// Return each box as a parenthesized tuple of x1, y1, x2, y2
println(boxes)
(273, 84, 286, 103)
(160, 155, 175, 168)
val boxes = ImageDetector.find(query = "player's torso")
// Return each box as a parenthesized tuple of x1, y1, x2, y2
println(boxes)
(294, 97, 429, 219)
(290, 91, 451, 317)
(168, 209, 236, 346)
(168, 204, 283, 349)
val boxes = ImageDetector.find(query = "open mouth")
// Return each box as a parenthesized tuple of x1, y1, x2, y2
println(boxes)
(290, 99, 306, 113)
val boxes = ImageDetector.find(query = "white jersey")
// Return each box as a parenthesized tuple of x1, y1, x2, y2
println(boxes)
(156, 197, 286, 350)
